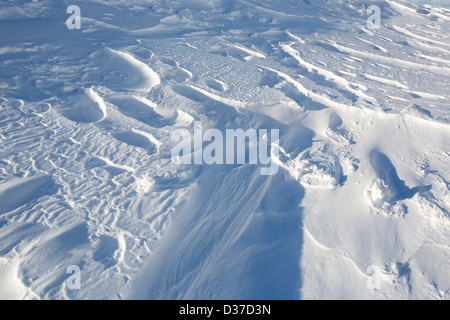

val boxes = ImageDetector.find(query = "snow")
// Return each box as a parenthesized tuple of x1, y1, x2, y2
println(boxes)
(0, 0, 449, 300)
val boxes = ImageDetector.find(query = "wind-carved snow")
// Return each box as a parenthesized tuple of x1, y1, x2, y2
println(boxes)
(107, 48, 161, 92)
(329, 42, 450, 77)
(0, 0, 449, 300)
(96, 156, 135, 173)
(62, 88, 106, 123)
(0, 175, 55, 215)
(362, 73, 409, 90)
(281, 43, 377, 104)
(131, 129, 162, 155)
(90, 47, 161, 94)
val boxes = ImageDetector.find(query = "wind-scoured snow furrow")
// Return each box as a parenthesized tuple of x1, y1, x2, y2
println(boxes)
(281, 43, 377, 104)
(329, 42, 450, 77)
(257, 65, 349, 110)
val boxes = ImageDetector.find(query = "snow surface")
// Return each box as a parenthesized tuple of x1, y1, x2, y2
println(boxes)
(0, 0, 449, 300)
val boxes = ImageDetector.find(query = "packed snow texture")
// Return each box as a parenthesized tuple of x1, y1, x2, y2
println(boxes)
(0, 0, 449, 299)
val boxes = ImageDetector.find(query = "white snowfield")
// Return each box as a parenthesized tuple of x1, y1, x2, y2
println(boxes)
(0, 0, 449, 300)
